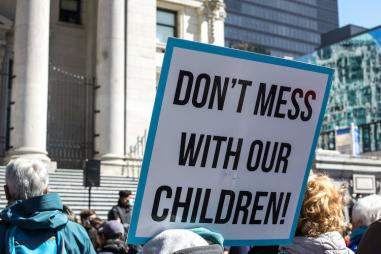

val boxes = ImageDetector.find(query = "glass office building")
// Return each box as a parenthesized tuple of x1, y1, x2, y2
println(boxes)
(300, 26, 381, 154)
(225, 0, 339, 58)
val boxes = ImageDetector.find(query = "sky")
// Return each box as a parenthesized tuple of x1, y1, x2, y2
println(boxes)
(338, 0, 381, 29)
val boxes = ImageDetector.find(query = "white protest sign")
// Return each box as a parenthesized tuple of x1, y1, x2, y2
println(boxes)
(128, 38, 333, 246)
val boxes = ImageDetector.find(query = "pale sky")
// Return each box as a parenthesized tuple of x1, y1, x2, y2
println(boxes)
(338, 0, 381, 29)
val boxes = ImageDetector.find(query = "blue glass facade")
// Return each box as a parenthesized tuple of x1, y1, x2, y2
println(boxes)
(225, 0, 339, 58)
(300, 27, 381, 153)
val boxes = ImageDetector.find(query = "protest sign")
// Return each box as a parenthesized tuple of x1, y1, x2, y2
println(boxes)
(128, 38, 333, 246)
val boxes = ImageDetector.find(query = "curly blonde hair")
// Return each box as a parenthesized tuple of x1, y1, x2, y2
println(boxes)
(296, 174, 345, 237)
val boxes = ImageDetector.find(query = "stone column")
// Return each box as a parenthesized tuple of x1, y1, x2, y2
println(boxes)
(199, 8, 209, 44)
(203, 0, 226, 46)
(7, 0, 50, 164)
(95, 0, 126, 175)
(85, 0, 98, 78)
(125, 0, 156, 154)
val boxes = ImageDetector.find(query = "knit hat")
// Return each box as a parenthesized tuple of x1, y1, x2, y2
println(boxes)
(189, 227, 224, 247)
(100, 220, 125, 239)
(141, 229, 208, 254)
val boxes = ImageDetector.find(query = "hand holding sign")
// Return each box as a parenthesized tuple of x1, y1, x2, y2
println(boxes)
(128, 38, 333, 246)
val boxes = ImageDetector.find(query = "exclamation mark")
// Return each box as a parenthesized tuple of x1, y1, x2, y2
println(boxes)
(280, 192, 291, 224)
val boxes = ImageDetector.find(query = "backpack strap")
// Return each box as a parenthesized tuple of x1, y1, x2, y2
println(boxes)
(6, 225, 17, 254)
(56, 230, 66, 254)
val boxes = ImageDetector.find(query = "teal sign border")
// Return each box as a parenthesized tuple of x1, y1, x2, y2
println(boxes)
(128, 37, 334, 246)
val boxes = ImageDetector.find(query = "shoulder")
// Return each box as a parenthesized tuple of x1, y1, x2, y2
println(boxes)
(367, 219, 381, 232)
(357, 220, 381, 254)
(279, 233, 353, 254)
(360, 220, 381, 242)
(61, 221, 96, 254)
(108, 206, 120, 217)
(63, 221, 89, 236)
(109, 205, 119, 212)
(317, 232, 345, 247)
(317, 232, 353, 254)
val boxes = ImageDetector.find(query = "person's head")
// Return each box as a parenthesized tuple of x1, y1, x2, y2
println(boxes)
(90, 217, 104, 229)
(63, 204, 75, 221)
(141, 229, 208, 254)
(99, 220, 125, 241)
(118, 190, 132, 206)
(4, 158, 49, 202)
(79, 209, 97, 226)
(296, 174, 345, 237)
(351, 194, 381, 228)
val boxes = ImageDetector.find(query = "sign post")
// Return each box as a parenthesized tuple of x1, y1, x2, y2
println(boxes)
(128, 38, 334, 246)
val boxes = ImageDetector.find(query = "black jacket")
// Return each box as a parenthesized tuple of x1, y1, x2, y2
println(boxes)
(98, 239, 128, 254)
(107, 204, 132, 226)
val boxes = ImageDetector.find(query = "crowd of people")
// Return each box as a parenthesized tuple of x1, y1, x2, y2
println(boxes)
(0, 158, 138, 254)
(75, 189, 143, 254)
(1, 158, 381, 253)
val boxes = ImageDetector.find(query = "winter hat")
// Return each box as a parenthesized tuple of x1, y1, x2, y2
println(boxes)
(100, 220, 125, 239)
(189, 227, 224, 247)
(141, 229, 209, 254)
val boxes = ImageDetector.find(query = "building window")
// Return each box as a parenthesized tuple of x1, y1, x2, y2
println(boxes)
(156, 9, 177, 44)
(59, 0, 81, 24)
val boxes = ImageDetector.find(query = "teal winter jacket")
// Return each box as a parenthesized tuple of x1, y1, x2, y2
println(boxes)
(0, 192, 96, 254)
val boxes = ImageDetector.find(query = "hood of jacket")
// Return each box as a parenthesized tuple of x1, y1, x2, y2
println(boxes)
(0, 192, 68, 230)
(279, 231, 354, 254)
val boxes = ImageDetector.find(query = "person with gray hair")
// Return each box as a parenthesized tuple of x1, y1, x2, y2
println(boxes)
(348, 194, 381, 251)
(4, 158, 49, 202)
(0, 158, 96, 254)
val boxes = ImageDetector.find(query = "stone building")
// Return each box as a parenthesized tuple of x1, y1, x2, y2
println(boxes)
(0, 0, 226, 175)
(313, 149, 381, 221)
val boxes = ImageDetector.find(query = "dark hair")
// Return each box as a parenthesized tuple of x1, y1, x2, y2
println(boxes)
(119, 190, 132, 197)
(63, 204, 75, 221)
(80, 209, 96, 220)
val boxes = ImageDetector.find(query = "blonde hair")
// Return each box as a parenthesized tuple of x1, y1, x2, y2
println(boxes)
(296, 174, 345, 237)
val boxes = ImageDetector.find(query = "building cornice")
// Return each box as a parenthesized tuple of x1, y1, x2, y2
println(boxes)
(314, 150, 381, 174)
(160, 0, 203, 8)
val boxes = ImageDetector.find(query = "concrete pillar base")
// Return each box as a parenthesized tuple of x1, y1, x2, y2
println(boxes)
(3, 147, 56, 172)
(101, 153, 126, 176)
